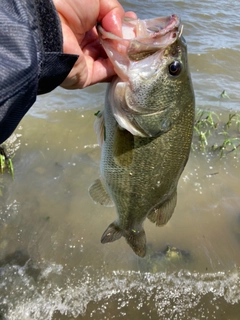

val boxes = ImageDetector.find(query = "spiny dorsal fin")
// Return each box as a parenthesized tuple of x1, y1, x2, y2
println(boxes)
(88, 178, 114, 207)
(147, 191, 177, 226)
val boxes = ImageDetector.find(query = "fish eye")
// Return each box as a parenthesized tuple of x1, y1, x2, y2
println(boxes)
(168, 60, 182, 76)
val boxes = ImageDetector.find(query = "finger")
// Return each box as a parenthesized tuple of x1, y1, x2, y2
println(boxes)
(61, 56, 115, 89)
(87, 57, 116, 85)
(81, 28, 98, 48)
(82, 41, 107, 64)
(60, 55, 86, 89)
(82, 41, 107, 60)
(125, 11, 138, 19)
(98, 0, 125, 37)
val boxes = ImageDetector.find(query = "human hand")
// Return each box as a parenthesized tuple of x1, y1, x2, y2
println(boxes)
(53, 0, 136, 89)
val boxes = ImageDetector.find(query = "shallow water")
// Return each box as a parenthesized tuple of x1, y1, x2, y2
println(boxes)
(1, 0, 240, 319)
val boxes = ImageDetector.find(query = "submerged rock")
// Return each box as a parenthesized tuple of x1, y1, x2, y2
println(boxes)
(139, 244, 191, 272)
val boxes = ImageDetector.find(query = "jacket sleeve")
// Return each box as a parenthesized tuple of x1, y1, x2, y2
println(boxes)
(0, 0, 78, 144)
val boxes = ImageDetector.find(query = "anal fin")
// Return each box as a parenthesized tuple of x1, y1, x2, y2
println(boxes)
(147, 191, 177, 226)
(101, 222, 122, 243)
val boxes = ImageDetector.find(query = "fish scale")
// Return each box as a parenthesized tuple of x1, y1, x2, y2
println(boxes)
(89, 15, 195, 257)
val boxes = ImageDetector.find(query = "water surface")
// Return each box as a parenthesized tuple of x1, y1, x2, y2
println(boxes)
(1, 0, 240, 319)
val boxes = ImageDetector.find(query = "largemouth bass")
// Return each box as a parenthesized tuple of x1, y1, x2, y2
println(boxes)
(89, 15, 195, 257)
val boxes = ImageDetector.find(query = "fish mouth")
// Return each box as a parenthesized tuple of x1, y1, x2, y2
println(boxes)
(97, 14, 180, 41)
(97, 15, 185, 137)
(97, 14, 181, 60)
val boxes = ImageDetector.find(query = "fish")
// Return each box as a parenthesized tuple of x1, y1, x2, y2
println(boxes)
(89, 14, 195, 257)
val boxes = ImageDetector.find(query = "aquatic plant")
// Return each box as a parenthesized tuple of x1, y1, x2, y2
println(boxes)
(0, 146, 14, 178)
(0, 133, 21, 181)
(192, 109, 240, 156)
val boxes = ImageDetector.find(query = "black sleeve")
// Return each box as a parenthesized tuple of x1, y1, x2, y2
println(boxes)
(0, 0, 78, 144)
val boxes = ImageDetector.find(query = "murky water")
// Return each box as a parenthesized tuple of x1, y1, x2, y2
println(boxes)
(1, 0, 240, 319)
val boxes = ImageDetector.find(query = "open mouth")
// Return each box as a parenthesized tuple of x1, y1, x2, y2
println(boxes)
(98, 14, 180, 41)
(97, 14, 181, 61)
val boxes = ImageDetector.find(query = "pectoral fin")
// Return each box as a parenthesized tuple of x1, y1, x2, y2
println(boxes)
(94, 110, 105, 147)
(147, 191, 177, 226)
(113, 127, 134, 167)
(88, 178, 114, 207)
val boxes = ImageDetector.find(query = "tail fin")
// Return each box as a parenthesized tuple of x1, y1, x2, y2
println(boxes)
(101, 222, 147, 258)
(124, 228, 146, 258)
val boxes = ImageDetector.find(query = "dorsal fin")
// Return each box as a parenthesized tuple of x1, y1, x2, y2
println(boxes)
(147, 191, 177, 226)
(88, 178, 114, 207)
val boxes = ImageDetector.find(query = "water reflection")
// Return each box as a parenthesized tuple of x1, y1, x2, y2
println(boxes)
(0, 105, 240, 318)
(1, 0, 240, 317)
